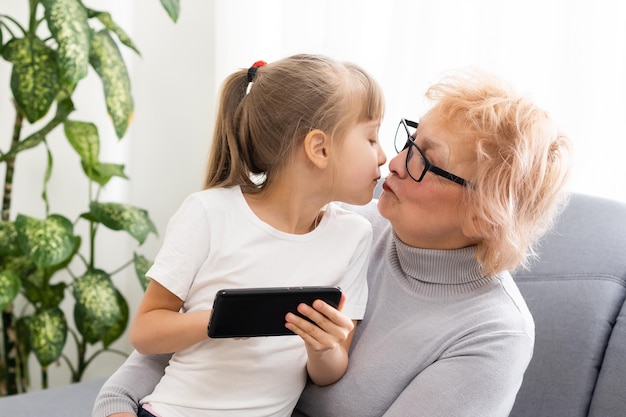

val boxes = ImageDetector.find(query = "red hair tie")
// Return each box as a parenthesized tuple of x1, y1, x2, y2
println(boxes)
(247, 60, 267, 83)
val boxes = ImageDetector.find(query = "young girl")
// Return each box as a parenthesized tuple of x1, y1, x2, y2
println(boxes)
(127, 54, 386, 417)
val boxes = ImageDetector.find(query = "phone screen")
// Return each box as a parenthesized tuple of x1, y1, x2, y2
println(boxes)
(207, 286, 342, 338)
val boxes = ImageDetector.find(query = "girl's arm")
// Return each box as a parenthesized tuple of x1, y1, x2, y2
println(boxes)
(129, 279, 211, 354)
(285, 296, 356, 386)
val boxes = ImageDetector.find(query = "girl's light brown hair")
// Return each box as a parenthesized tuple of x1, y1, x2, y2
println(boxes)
(426, 70, 571, 275)
(204, 54, 385, 192)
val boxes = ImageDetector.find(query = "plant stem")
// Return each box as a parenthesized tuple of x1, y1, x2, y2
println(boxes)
(75, 337, 88, 383)
(28, 0, 38, 33)
(41, 367, 48, 390)
(1, 305, 16, 395)
(2, 100, 22, 221)
(1, 100, 24, 396)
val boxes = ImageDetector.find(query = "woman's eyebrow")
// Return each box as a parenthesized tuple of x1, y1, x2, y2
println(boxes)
(418, 134, 443, 151)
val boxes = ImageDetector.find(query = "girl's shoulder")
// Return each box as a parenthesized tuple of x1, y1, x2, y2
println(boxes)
(335, 200, 389, 236)
(326, 202, 374, 229)
(184, 186, 242, 209)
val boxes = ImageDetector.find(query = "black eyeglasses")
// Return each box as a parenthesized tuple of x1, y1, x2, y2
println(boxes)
(394, 119, 467, 187)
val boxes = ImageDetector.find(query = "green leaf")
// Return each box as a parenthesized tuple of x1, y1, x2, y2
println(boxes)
(101, 289, 129, 348)
(63, 120, 129, 184)
(0, 270, 21, 311)
(89, 30, 134, 139)
(1, 254, 36, 279)
(15, 214, 79, 269)
(89, 11, 141, 55)
(160, 0, 181, 22)
(64, 120, 99, 165)
(73, 269, 126, 344)
(0, 221, 20, 257)
(2, 38, 61, 123)
(133, 253, 153, 291)
(81, 161, 127, 186)
(42, 0, 90, 85)
(0, 98, 75, 163)
(23, 307, 68, 367)
(89, 202, 157, 244)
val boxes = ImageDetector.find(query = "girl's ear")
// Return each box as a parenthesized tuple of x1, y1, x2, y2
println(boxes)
(303, 129, 330, 169)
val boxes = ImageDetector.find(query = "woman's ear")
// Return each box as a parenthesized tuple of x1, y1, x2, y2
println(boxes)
(303, 129, 330, 169)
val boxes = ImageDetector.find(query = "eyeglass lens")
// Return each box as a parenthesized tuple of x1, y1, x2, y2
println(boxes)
(394, 120, 427, 181)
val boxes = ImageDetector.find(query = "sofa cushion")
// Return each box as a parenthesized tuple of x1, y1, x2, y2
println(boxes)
(510, 194, 626, 417)
(589, 300, 626, 417)
(0, 377, 105, 417)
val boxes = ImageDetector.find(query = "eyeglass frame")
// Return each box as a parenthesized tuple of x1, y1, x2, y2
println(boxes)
(395, 119, 468, 187)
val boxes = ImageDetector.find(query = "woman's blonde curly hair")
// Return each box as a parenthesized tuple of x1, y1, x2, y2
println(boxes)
(426, 70, 572, 275)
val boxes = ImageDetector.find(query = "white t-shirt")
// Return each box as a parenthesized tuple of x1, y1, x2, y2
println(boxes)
(140, 186, 371, 417)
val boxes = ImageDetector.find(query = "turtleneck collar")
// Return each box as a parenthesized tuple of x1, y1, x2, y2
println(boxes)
(389, 231, 497, 297)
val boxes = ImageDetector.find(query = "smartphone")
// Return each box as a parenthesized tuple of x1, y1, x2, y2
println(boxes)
(207, 286, 343, 338)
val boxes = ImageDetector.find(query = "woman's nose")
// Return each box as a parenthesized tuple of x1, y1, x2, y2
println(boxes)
(388, 150, 408, 177)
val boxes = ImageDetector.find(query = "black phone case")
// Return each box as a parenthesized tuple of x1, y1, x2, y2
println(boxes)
(207, 286, 342, 338)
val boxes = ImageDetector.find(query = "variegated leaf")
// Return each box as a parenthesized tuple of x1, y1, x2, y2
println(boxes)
(23, 307, 68, 367)
(89, 30, 134, 139)
(2, 37, 61, 123)
(73, 269, 125, 344)
(2, 255, 37, 287)
(3, 98, 75, 161)
(15, 214, 78, 269)
(160, 0, 181, 22)
(24, 279, 66, 310)
(89, 11, 140, 55)
(42, 0, 90, 85)
(89, 202, 157, 244)
(0, 270, 21, 311)
(133, 253, 153, 291)
(0, 221, 20, 256)
(64, 120, 99, 165)
(101, 289, 129, 348)
(80, 161, 127, 186)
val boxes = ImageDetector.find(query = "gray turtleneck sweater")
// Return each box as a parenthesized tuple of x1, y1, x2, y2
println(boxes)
(92, 201, 534, 417)
(293, 201, 534, 417)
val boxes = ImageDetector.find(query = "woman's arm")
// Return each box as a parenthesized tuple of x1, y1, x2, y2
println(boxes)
(129, 279, 211, 354)
(381, 332, 533, 417)
(91, 350, 172, 417)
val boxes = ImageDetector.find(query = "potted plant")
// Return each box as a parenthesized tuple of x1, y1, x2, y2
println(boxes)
(0, 0, 180, 395)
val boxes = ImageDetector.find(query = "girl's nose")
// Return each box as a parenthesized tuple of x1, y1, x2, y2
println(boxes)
(377, 146, 387, 166)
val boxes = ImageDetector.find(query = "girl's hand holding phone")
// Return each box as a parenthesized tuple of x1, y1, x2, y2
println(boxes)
(285, 293, 356, 386)
(284, 293, 354, 353)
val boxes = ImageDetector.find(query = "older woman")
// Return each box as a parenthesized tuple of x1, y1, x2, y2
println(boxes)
(93, 69, 571, 417)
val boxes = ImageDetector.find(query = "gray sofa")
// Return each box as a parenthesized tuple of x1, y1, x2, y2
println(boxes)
(1, 193, 625, 417)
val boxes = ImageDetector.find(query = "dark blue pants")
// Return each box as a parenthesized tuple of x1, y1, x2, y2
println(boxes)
(138, 406, 158, 417)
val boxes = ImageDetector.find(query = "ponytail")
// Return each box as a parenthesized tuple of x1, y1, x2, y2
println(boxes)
(204, 70, 255, 190)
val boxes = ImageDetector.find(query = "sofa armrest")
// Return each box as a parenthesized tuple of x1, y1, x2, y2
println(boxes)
(0, 378, 105, 417)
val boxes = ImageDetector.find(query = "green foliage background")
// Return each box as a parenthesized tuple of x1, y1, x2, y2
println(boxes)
(0, 0, 180, 395)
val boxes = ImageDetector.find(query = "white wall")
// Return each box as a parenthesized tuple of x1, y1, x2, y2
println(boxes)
(1, 0, 625, 390)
